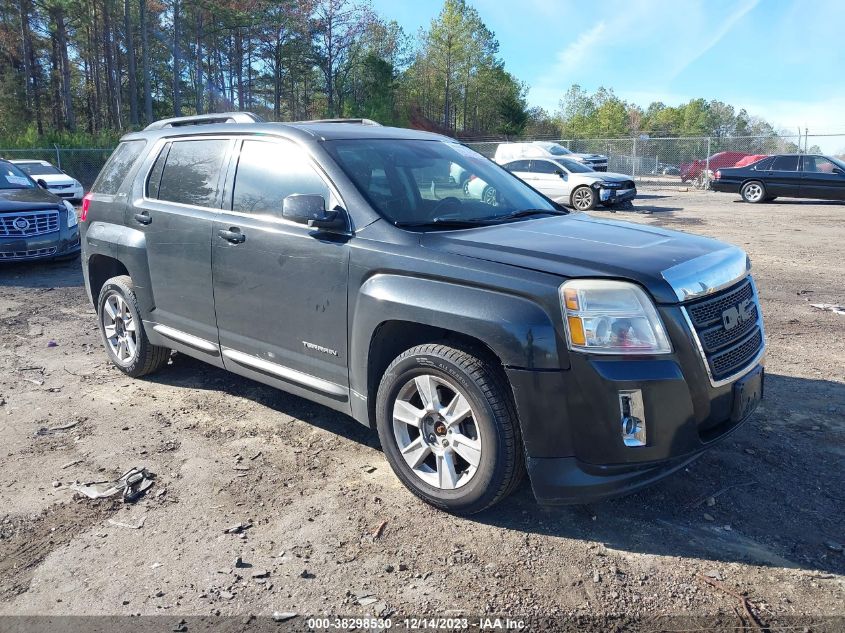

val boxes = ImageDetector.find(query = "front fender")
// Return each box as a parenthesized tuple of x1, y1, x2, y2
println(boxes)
(349, 273, 561, 399)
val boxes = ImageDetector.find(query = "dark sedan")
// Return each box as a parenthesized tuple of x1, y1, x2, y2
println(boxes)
(0, 159, 81, 262)
(712, 153, 845, 203)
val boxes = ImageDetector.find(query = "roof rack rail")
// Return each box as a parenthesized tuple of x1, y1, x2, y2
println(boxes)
(292, 118, 382, 127)
(144, 112, 264, 131)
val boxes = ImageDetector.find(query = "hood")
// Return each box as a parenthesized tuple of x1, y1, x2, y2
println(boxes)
(420, 213, 737, 304)
(0, 186, 62, 212)
(571, 171, 632, 183)
(36, 173, 77, 186)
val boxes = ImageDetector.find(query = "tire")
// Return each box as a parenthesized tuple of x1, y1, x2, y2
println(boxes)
(571, 185, 596, 211)
(97, 275, 170, 377)
(375, 343, 524, 515)
(741, 181, 766, 203)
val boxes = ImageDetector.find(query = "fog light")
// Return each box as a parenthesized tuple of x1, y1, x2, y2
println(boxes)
(619, 390, 646, 447)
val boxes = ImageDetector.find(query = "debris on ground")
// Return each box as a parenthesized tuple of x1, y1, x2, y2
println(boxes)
(362, 465, 377, 473)
(698, 573, 766, 632)
(70, 467, 155, 502)
(272, 612, 297, 622)
(224, 521, 253, 534)
(810, 303, 845, 316)
(372, 520, 388, 539)
(35, 420, 78, 436)
(356, 594, 378, 606)
(107, 515, 147, 529)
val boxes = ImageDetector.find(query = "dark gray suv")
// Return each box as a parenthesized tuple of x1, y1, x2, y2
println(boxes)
(81, 113, 765, 514)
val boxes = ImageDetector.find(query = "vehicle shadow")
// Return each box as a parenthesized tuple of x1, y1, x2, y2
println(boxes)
(0, 258, 83, 289)
(146, 352, 377, 448)
(730, 198, 845, 206)
(150, 353, 845, 574)
(473, 372, 845, 575)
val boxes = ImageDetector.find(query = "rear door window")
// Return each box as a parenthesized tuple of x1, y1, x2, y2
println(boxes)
(752, 157, 774, 170)
(504, 160, 531, 172)
(770, 155, 799, 171)
(530, 160, 559, 174)
(92, 140, 146, 194)
(156, 138, 229, 208)
(231, 140, 331, 217)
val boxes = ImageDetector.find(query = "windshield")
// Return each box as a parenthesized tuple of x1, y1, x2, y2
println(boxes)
(543, 144, 573, 156)
(15, 162, 62, 176)
(0, 163, 36, 190)
(324, 139, 559, 227)
(555, 158, 595, 174)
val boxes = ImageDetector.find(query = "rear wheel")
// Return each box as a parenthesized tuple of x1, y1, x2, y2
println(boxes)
(482, 186, 498, 206)
(97, 275, 170, 377)
(571, 186, 596, 210)
(741, 181, 766, 203)
(375, 344, 524, 515)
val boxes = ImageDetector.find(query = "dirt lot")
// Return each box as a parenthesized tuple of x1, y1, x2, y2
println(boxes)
(1, 189, 843, 630)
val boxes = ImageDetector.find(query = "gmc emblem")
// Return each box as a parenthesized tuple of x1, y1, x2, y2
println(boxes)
(722, 298, 754, 331)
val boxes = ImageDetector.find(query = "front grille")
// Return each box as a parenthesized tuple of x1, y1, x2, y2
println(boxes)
(684, 278, 764, 382)
(0, 211, 60, 237)
(0, 247, 57, 260)
(51, 184, 72, 190)
(593, 166, 608, 172)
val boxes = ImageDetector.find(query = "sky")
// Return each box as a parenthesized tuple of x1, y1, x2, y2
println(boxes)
(370, 0, 845, 151)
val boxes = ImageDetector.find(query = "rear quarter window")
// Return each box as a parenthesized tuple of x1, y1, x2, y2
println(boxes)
(91, 140, 147, 194)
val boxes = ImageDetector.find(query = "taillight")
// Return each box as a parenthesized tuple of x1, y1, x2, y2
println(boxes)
(714, 170, 721, 180)
(80, 193, 93, 221)
(468, 175, 477, 182)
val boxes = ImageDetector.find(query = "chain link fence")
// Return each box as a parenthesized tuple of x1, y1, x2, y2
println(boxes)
(0, 148, 114, 190)
(463, 133, 845, 189)
(3, 133, 845, 193)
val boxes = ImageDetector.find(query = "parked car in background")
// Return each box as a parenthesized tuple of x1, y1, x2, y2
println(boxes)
(733, 154, 769, 168)
(712, 153, 845, 203)
(494, 141, 608, 171)
(10, 159, 84, 202)
(0, 159, 81, 261)
(501, 157, 636, 210)
(449, 162, 470, 187)
(680, 151, 751, 183)
(650, 163, 680, 176)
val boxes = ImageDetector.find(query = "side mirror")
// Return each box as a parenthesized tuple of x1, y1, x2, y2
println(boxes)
(832, 167, 844, 176)
(282, 194, 346, 230)
(36, 178, 49, 189)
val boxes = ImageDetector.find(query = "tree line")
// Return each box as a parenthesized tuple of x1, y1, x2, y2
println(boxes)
(0, 0, 794, 147)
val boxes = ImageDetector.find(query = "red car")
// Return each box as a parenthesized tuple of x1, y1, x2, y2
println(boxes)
(680, 151, 752, 182)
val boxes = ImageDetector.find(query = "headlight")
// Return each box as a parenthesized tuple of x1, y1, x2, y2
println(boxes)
(73, 179, 82, 188)
(561, 279, 671, 354)
(63, 200, 79, 227)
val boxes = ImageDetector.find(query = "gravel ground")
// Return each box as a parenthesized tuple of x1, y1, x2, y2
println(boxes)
(0, 189, 843, 631)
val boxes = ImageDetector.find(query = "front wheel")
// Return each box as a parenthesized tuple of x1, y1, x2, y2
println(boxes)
(571, 186, 596, 210)
(97, 275, 170, 377)
(375, 344, 524, 515)
(741, 181, 766, 203)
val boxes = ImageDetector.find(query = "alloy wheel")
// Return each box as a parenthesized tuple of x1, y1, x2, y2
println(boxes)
(744, 183, 763, 202)
(102, 292, 138, 365)
(573, 187, 594, 210)
(391, 374, 483, 490)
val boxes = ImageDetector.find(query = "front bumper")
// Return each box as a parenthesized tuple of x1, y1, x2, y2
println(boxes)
(0, 227, 80, 262)
(507, 291, 764, 505)
(48, 185, 85, 201)
(599, 187, 637, 205)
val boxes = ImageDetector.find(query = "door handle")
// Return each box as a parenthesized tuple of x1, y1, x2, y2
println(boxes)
(134, 212, 152, 225)
(217, 228, 245, 244)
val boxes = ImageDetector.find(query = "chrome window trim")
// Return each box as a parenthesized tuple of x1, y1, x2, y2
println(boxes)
(661, 246, 749, 302)
(680, 278, 766, 388)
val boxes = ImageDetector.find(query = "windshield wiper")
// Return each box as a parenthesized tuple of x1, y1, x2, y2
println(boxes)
(492, 208, 567, 221)
(394, 217, 497, 229)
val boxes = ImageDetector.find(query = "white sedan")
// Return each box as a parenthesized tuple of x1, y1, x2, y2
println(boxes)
(501, 157, 636, 210)
(10, 159, 84, 202)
